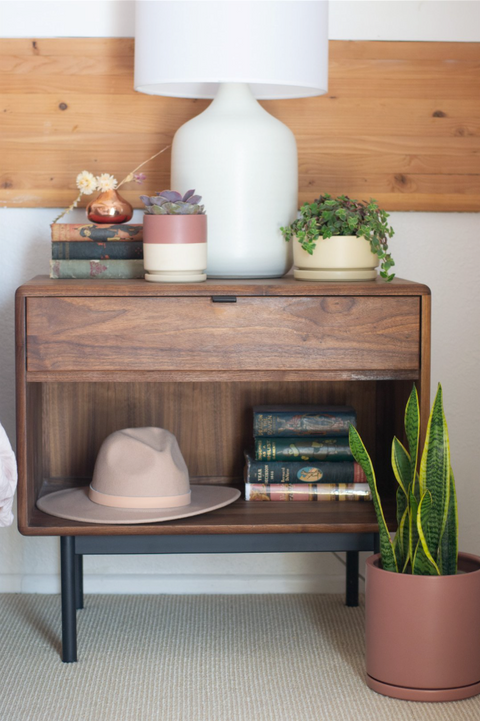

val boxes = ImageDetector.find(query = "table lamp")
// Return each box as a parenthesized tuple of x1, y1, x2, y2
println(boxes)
(135, 0, 329, 278)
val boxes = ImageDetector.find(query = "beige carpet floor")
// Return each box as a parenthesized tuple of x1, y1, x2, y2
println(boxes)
(0, 594, 479, 721)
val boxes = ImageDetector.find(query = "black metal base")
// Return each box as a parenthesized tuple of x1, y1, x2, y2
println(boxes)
(60, 532, 379, 662)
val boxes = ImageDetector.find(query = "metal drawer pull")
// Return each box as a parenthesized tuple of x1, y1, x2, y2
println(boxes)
(211, 296, 237, 303)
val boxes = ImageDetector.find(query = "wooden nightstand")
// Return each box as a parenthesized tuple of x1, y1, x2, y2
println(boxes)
(16, 276, 431, 661)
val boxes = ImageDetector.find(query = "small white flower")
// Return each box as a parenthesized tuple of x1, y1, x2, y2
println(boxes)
(96, 173, 118, 192)
(76, 170, 97, 195)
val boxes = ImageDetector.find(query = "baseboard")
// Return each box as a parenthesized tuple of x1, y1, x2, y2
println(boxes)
(0, 573, 365, 595)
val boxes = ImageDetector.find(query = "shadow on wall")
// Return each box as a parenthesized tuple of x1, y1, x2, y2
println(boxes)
(0, 207, 55, 442)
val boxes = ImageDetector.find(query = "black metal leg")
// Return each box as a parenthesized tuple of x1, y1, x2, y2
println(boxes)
(345, 551, 359, 607)
(75, 554, 84, 610)
(60, 536, 77, 663)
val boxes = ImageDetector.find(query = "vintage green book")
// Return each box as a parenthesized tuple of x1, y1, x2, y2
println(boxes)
(253, 405, 356, 437)
(50, 259, 144, 279)
(255, 437, 353, 462)
(244, 453, 366, 484)
(51, 241, 143, 260)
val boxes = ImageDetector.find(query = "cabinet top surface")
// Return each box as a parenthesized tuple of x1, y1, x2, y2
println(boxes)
(17, 276, 430, 297)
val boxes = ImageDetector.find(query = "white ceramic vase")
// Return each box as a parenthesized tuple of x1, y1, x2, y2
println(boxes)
(143, 215, 207, 283)
(171, 83, 297, 279)
(293, 235, 379, 281)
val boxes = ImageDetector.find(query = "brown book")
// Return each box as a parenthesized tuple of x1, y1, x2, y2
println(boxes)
(51, 223, 143, 242)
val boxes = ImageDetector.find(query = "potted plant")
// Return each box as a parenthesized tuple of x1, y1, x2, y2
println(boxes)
(281, 194, 395, 282)
(349, 385, 480, 702)
(141, 189, 207, 282)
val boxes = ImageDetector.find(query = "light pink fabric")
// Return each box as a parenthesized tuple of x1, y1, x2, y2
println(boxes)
(0, 423, 17, 527)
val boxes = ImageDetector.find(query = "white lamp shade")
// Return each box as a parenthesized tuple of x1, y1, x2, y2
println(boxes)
(135, 0, 329, 100)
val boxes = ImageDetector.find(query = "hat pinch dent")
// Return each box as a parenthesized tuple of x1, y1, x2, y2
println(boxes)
(88, 485, 192, 509)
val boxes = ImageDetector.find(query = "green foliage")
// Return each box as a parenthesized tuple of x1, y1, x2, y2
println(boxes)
(281, 194, 395, 281)
(349, 384, 458, 575)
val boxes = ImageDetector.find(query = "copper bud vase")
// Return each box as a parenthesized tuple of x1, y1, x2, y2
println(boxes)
(86, 189, 133, 224)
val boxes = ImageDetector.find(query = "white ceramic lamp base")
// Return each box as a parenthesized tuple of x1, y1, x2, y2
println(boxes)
(171, 83, 298, 279)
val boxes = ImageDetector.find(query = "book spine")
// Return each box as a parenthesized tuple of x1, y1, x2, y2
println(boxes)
(255, 437, 353, 462)
(50, 259, 144, 279)
(245, 483, 372, 502)
(51, 241, 143, 260)
(244, 455, 366, 484)
(51, 224, 143, 241)
(253, 410, 356, 437)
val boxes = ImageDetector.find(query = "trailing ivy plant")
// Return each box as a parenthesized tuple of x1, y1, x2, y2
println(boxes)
(349, 384, 458, 575)
(281, 194, 395, 281)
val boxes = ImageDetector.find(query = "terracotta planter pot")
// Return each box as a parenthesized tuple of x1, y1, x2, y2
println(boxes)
(293, 235, 379, 281)
(143, 214, 207, 283)
(365, 552, 480, 701)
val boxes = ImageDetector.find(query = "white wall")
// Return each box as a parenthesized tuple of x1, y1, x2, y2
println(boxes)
(1, 1, 479, 594)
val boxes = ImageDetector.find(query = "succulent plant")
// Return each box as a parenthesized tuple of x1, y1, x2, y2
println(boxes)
(140, 189, 205, 215)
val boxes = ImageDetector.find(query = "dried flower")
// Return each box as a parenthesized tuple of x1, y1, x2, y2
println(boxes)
(53, 145, 169, 223)
(76, 171, 97, 196)
(96, 173, 118, 192)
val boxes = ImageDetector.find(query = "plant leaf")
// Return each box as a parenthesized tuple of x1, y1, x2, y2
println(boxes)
(438, 468, 458, 575)
(158, 190, 183, 202)
(404, 385, 420, 494)
(408, 486, 419, 570)
(392, 437, 411, 498)
(349, 425, 398, 572)
(415, 490, 440, 575)
(418, 384, 451, 565)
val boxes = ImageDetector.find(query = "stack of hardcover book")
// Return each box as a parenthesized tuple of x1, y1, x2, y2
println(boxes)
(244, 405, 372, 502)
(49, 223, 145, 279)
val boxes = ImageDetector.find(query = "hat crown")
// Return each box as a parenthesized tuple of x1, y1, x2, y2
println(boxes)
(90, 428, 190, 508)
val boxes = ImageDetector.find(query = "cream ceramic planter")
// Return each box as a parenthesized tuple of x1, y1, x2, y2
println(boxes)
(143, 214, 207, 283)
(366, 552, 480, 702)
(293, 235, 379, 281)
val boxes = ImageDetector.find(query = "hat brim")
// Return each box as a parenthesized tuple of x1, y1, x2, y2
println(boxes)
(36, 485, 241, 525)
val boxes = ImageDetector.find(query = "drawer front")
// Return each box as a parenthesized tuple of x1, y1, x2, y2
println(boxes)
(26, 296, 420, 372)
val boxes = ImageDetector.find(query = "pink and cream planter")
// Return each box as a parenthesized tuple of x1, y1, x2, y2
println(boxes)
(143, 214, 207, 283)
(365, 552, 480, 702)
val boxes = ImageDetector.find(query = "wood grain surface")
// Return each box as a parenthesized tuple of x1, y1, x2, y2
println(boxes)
(26, 295, 420, 372)
(1, 39, 479, 211)
(16, 278, 429, 536)
(17, 275, 432, 297)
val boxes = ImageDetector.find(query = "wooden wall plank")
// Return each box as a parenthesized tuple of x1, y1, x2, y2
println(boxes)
(0, 38, 479, 211)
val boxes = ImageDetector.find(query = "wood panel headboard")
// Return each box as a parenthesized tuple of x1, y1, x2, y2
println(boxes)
(1, 38, 479, 211)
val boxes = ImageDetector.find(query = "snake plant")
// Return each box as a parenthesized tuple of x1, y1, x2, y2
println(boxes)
(349, 384, 458, 575)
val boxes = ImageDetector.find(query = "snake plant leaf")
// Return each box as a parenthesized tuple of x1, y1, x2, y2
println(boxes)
(349, 425, 398, 572)
(393, 504, 410, 571)
(392, 437, 411, 499)
(404, 385, 420, 493)
(438, 468, 458, 575)
(415, 489, 440, 575)
(408, 487, 419, 571)
(419, 384, 451, 562)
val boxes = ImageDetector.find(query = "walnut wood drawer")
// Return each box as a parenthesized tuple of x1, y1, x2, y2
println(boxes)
(26, 296, 420, 373)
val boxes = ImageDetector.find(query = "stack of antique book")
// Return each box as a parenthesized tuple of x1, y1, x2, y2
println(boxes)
(244, 405, 372, 502)
(49, 223, 144, 279)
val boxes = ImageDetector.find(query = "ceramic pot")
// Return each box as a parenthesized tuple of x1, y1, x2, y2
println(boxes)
(143, 214, 207, 283)
(86, 189, 133, 224)
(293, 235, 379, 281)
(365, 552, 480, 702)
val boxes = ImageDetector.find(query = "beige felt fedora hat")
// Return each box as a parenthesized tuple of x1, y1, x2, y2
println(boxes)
(37, 427, 240, 524)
